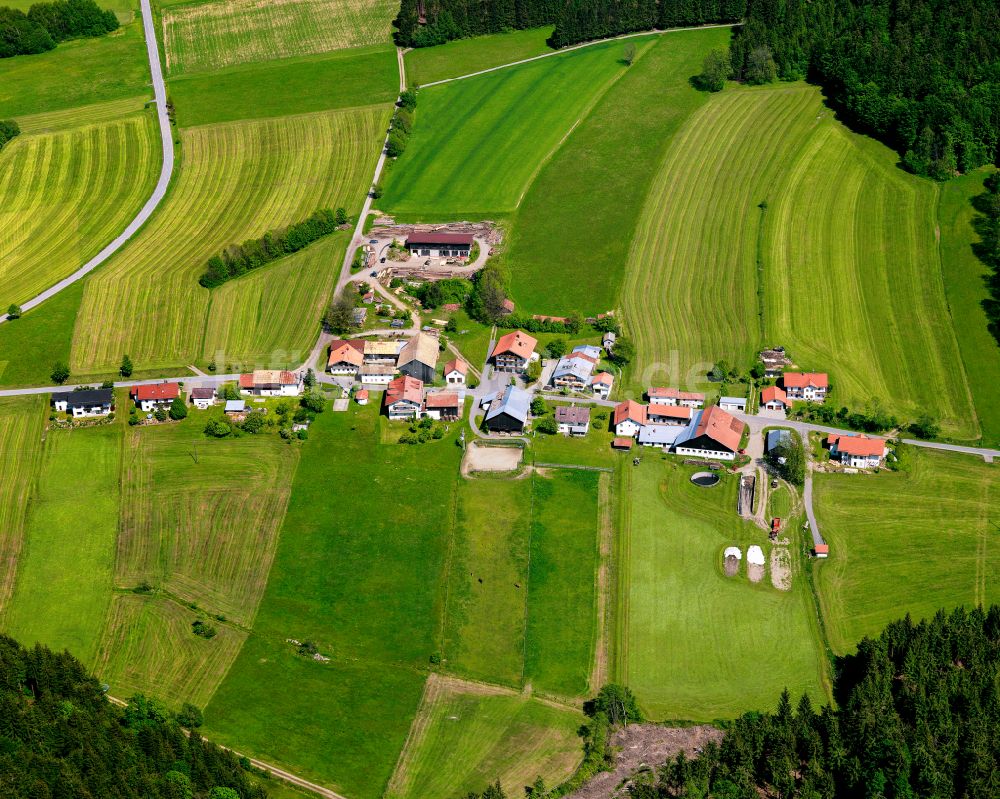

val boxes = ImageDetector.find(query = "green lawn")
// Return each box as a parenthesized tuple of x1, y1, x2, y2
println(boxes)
(813, 448, 1000, 655)
(381, 38, 640, 219)
(531, 417, 617, 469)
(938, 170, 1000, 445)
(167, 46, 398, 127)
(0, 280, 83, 387)
(507, 27, 732, 316)
(404, 27, 555, 86)
(4, 418, 123, 664)
(622, 462, 828, 720)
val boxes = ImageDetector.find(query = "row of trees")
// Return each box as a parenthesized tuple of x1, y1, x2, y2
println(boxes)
(977, 173, 1000, 345)
(0, 0, 118, 58)
(393, 0, 562, 47)
(199, 208, 347, 288)
(387, 88, 418, 158)
(732, 0, 1000, 178)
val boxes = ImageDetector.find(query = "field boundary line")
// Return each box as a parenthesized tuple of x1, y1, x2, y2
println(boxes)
(534, 462, 613, 473)
(589, 471, 613, 693)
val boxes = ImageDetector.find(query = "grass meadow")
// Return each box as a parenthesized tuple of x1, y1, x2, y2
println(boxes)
(621, 461, 827, 720)
(385, 675, 582, 799)
(0, 111, 159, 307)
(70, 105, 388, 375)
(381, 39, 638, 219)
(162, 0, 396, 75)
(0, 282, 82, 387)
(14, 95, 152, 133)
(507, 27, 732, 316)
(167, 47, 399, 127)
(813, 449, 1000, 655)
(3, 419, 123, 665)
(404, 27, 555, 86)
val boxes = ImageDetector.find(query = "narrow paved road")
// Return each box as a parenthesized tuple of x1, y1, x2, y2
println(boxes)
(0, 0, 174, 324)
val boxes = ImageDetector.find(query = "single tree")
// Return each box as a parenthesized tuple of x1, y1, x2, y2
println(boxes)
(119, 354, 133, 378)
(323, 289, 356, 334)
(6, 303, 21, 319)
(608, 337, 635, 367)
(301, 392, 326, 413)
(536, 417, 558, 434)
(546, 338, 567, 358)
(176, 703, 203, 728)
(746, 45, 777, 85)
(530, 396, 547, 416)
(334, 207, 348, 226)
(698, 48, 731, 91)
(51, 361, 70, 385)
(303, 368, 316, 390)
(622, 42, 636, 66)
(168, 396, 187, 421)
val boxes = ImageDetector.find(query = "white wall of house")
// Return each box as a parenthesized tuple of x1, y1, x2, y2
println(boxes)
(192, 399, 214, 410)
(763, 400, 787, 411)
(62, 403, 111, 418)
(328, 364, 359, 376)
(136, 398, 171, 412)
(558, 422, 589, 436)
(591, 383, 611, 399)
(615, 419, 641, 438)
(446, 372, 466, 385)
(674, 445, 735, 461)
(388, 402, 421, 420)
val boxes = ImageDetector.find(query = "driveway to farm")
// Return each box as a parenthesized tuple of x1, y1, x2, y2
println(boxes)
(0, 0, 174, 325)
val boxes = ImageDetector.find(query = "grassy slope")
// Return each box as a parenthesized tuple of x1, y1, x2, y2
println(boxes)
(381, 39, 638, 219)
(0, 281, 82, 386)
(623, 462, 827, 720)
(15, 95, 151, 133)
(167, 46, 399, 127)
(813, 449, 1000, 655)
(507, 27, 732, 316)
(939, 170, 1000, 445)
(764, 123, 977, 438)
(3, 418, 123, 665)
(404, 27, 555, 86)
(206, 405, 463, 798)
(70, 105, 388, 375)
(0, 111, 159, 307)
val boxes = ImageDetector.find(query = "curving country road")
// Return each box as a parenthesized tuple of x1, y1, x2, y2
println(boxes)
(0, 0, 174, 325)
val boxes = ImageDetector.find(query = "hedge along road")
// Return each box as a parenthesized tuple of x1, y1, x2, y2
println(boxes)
(0, 0, 173, 325)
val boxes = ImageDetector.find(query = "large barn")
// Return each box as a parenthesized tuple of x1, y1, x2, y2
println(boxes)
(405, 232, 474, 259)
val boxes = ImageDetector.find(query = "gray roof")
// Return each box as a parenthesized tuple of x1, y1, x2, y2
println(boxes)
(225, 400, 246, 412)
(638, 423, 688, 446)
(719, 396, 746, 406)
(572, 344, 603, 360)
(485, 385, 530, 424)
(555, 405, 590, 425)
(553, 352, 596, 383)
(671, 410, 703, 447)
(52, 389, 112, 406)
(766, 429, 792, 452)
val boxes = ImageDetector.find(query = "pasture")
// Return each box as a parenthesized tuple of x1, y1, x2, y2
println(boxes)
(3, 419, 123, 665)
(507, 27, 731, 315)
(813, 448, 1000, 655)
(162, 0, 396, 75)
(0, 281, 82, 387)
(0, 111, 159, 306)
(404, 26, 555, 86)
(380, 39, 638, 219)
(621, 462, 827, 720)
(386, 675, 583, 799)
(167, 47, 399, 127)
(69, 105, 389, 375)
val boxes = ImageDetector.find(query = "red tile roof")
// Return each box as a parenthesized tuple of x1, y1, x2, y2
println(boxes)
(131, 382, 179, 401)
(239, 374, 254, 388)
(613, 400, 647, 427)
(761, 386, 787, 405)
(814, 544, 829, 555)
(693, 406, 745, 452)
(828, 433, 886, 457)
(385, 375, 423, 406)
(425, 392, 459, 409)
(648, 387, 705, 402)
(444, 358, 468, 375)
(648, 404, 691, 420)
(355, 389, 369, 400)
(491, 330, 537, 361)
(612, 437, 633, 450)
(783, 372, 828, 389)
(328, 340, 364, 367)
(501, 298, 516, 314)
(591, 371, 613, 385)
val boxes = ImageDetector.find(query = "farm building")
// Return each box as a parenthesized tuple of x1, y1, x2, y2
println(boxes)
(239, 370, 301, 397)
(590, 371, 614, 398)
(613, 400, 647, 437)
(131, 382, 180, 411)
(827, 433, 887, 468)
(327, 339, 364, 375)
(405, 231, 474, 259)
(360, 363, 396, 385)
(638, 424, 688, 449)
(490, 330, 537, 373)
(484, 385, 530, 433)
(782, 372, 828, 402)
(384, 376, 424, 420)
(397, 332, 439, 383)
(444, 358, 468, 386)
(761, 386, 788, 411)
(612, 436, 633, 450)
(647, 404, 692, 426)
(364, 339, 402, 363)
(647, 387, 705, 408)
(551, 350, 598, 391)
(52, 389, 113, 418)
(425, 392, 460, 420)
(674, 406, 746, 461)
(718, 396, 747, 412)
(555, 405, 590, 436)
(189, 387, 217, 409)
(224, 400, 246, 414)
(814, 544, 829, 558)
(759, 347, 791, 378)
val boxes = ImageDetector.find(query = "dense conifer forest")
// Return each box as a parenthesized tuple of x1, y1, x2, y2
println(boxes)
(0, 0, 119, 58)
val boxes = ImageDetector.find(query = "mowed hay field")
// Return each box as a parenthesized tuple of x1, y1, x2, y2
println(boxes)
(385, 675, 582, 799)
(162, 0, 397, 75)
(0, 111, 159, 306)
(813, 449, 1000, 655)
(70, 105, 389, 375)
(621, 463, 827, 720)
(381, 39, 642, 219)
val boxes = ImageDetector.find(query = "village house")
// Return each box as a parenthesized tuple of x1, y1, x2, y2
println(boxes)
(327, 339, 364, 375)
(131, 382, 180, 412)
(551, 350, 598, 391)
(761, 386, 789, 411)
(359, 363, 396, 386)
(444, 358, 468, 386)
(363, 339, 403, 364)
(674, 406, 746, 461)
(590, 371, 614, 399)
(189, 387, 217, 410)
(405, 231, 474, 259)
(555, 405, 590, 436)
(354, 389, 369, 406)
(647, 387, 705, 408)
(384, 375, 424, 420)
(718, 396, 747, 412)
(613, 400, 647, 438)
(397, 332, 439, 383)
(490, 330, 537, 374)
(602, 331, 617, 353)
(647, 403, 692, 426)
(782, 372, 828, 402)
(484, 385, 530, 433)
(239, 370, 302, 397)
(827, 433, 888, 468)
(424, 391, 461, 421)
(52, 388, 113, 418)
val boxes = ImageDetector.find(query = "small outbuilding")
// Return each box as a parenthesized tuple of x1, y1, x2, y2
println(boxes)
(718, 396, 747, 412)
(190, 387, 217, 410)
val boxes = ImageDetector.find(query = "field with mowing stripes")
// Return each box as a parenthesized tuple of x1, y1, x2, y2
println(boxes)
(14, 95, 151, 134)
(163, 0, 396, 75)
(814, 449, 1000, 655)
(386, 675, 582, 799)
(404, 27, 555, 86)
(70, 105, 389, 375)
(0, 111, 159, 307)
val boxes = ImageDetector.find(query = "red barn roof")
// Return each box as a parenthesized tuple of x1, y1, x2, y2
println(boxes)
(761, 386, 787, 405)
(693, 406, 745, 452)
(491, 330, 537, 361)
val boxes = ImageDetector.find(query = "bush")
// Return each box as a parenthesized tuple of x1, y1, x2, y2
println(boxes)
(119, 354, 133, 377)
(536, 417, 558, 435)
(239, 412, 265, 433)
(386, 130, 408, 158)
(300, 392, 325, 413)
(176, 703, 203, 728)
(588, 683, 643, 725)
(0, 120, 21, 150)
(530, 396, 547, 415)
(168, 396, 187, 420)
(6, 303, 21, 319)
(191, 620, 216, 639)
(204, 419, 231, 438)
(51, 361, 70, 384)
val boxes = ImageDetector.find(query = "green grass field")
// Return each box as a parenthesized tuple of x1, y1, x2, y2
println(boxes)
(385, 676, 582, 799)
(531, 422, 617, 469)
(507, 27, 731, 316)
(3, 419, 123, 665)
(0, 111, 159, 307)
(621, 462, 827, 720)
(70, 105, 389, 375)
(0, 281, 83, 387)
(167, 47, 399, 127)
(14, 94, 151, 133)
(814, 449, 1000, 655)
(404, 27, 555, 86)
(938, 170, 1000, 444)
(381, 39, 640, 219)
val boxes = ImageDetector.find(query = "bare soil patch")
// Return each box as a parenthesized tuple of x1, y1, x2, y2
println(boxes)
(462, 442, 523, 475)
(724, 555, 739, 577)
(770, 546, 791, 591)
(748, 563, 765, 584)
(566, 723, 723, 799)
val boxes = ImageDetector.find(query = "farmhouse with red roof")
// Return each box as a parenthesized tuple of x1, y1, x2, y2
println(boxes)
(782, 372, 829, 402)
(490, 330, 537, 373)
(674, 406, 746, 461)
(827, 433, 888, 468)
(761, 385, 788, 411)
(131, 382, 180, 412)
